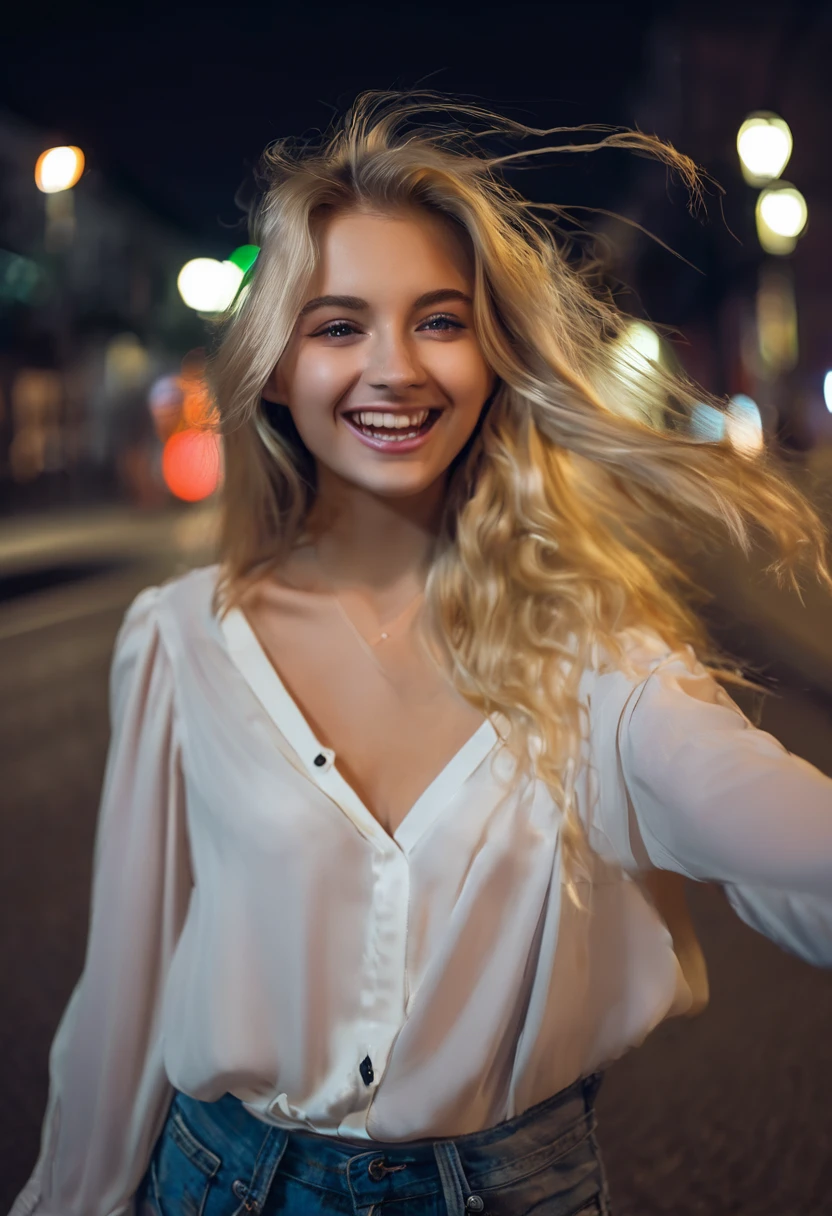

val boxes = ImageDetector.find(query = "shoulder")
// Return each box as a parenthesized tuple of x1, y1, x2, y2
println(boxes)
(580, 625, 696, 694)
(116, 563, 221, 663)
(578, 626, 709, 750)
(122, 562, 220, 630)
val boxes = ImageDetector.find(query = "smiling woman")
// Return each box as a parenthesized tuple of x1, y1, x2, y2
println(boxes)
(12, 89, 832, 1216)
(259, 207, 494, 504)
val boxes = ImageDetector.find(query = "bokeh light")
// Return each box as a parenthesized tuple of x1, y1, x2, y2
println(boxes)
(603, 321, 666, 427)
(824, 372, 832, 414)
(161, 429, 222, 502)
(690, 402, 726, 443)
(759, 186, 808, 239)
(611, 321, 662, 384)
(228, 245, 260, 273)
(755, 184, 808, 255)
(736, 113, 793, 186)
(756, 264, 799, 374)
(726, 394, 764, 456)
(148, 375, 185, 442)
(35, 146, 85, 193)
(621, 321, 662, 366)
(104, 333, 148, 393)
(177, 258, 244, 312)
(0, 250, 43, 303)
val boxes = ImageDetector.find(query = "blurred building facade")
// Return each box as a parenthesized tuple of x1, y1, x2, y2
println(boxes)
(0, 108, 209, 515)
(599, 8, 832, 459)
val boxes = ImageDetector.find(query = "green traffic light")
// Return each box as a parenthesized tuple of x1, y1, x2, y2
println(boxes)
(228, 244, 260, 273)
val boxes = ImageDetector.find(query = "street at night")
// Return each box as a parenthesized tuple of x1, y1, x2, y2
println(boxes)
(2, 5, 832, 1214)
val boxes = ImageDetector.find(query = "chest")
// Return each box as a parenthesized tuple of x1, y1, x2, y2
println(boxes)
(240, 593, 487, 839)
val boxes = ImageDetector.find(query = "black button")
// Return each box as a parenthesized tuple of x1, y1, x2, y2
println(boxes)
(314, 754, 327, 767)
(359, 1055, 374, 1085)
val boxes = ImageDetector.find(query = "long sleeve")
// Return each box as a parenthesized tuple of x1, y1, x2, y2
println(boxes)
(10, 586, 194, 1216)
(617, 645, 832, 967)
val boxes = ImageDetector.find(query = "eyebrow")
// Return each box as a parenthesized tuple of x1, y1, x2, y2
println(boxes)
(299, 288, 473, 318)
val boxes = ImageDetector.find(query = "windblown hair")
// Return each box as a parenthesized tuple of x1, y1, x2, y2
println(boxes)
(207, 90, 830, 910)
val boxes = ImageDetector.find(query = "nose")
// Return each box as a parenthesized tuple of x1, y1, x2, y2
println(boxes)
(365, 328, 426, 393)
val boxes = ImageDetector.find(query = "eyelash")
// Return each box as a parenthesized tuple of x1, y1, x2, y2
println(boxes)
(313, 313, 464, 340)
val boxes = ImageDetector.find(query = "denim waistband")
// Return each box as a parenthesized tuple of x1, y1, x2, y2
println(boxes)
(164, 1072, 605, 1215)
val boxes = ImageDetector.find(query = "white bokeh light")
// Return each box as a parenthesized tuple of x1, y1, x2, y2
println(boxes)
(177, 259, 244, 312)
(755, 184, 808, 255)
(726, 394, 764, 456)
(759, 187, 808, 239)
(737, 113, 793, 184)
(35, 146, 85, 193)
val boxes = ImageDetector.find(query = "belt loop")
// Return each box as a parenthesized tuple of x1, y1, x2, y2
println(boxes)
(433, 1140, 484, 1214)
(232, 1125, 289, 1215)
(582, 1070, 604, 1111)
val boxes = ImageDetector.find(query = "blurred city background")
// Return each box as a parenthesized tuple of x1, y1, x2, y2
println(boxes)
(1, 3, 831, 1213)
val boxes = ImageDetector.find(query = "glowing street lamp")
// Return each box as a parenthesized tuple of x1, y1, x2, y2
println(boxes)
(177, 258, 244, 313)
(35, 146, 85, 193)
(606, 321, 665, 427)
(755, 183, 808, 255)
(737, 113, 793, 186)
(612, 321, 662, 385)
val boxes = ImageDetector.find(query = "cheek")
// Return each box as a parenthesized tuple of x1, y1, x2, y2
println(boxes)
(439, 346, 494, 405)
(292, 349, 356, 406)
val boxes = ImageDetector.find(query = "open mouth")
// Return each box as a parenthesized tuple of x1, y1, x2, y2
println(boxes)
(342, 408, 443, 442)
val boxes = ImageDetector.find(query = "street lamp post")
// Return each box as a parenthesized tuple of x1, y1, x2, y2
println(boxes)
(34, 145, 85, 503)
(35, 146, 85, 251)
(736, 112, 809, 449)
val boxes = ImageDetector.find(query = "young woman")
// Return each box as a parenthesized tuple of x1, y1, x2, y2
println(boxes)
(13, 92, 832, 1216)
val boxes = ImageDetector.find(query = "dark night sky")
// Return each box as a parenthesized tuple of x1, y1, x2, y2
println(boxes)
(0, 2, 668, 250)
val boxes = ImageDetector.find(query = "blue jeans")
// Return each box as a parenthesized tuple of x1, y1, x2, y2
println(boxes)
(136, 1072, 611, 1215)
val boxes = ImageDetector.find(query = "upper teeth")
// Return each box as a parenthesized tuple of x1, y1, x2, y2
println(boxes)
(350, 410, 430, 429)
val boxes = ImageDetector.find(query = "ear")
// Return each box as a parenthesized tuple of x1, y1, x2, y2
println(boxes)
(261, 367, 284, 405)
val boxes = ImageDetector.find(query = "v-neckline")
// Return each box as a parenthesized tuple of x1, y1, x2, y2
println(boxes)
(219, 604, 500, 854)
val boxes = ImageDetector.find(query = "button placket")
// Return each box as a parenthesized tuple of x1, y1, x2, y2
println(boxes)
(361, 848, 409, 1090)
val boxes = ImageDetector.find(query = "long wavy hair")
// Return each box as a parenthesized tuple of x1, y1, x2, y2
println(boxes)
(207, 90, 830, 911)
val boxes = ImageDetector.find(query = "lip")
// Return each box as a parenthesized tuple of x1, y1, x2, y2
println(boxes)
(341, 409, 443, 454)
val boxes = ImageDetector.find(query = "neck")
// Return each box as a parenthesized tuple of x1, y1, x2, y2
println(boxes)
(304, 469, 447, 603)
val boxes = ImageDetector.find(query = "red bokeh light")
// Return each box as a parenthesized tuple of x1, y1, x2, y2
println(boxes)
(161, 429, 222, 502)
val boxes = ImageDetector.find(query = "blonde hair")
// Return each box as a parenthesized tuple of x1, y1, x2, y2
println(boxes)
(207, 90, 830, 910)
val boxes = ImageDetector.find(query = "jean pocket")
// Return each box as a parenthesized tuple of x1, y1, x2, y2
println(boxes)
(468, 1127, 611, 1216)
(150, 1100, 223, 1216)
(470, 1190, 608, 1216)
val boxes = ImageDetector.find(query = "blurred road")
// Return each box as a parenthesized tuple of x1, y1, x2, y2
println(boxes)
(0, 508, 830, 1214)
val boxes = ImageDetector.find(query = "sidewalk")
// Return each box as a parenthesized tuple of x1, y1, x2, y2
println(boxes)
(0, 502, 221, 579)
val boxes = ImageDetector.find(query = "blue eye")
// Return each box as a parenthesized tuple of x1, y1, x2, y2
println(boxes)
(313, 313, 464, 339)
(316, 321, 358, 339)
(420, 314, 463, 331)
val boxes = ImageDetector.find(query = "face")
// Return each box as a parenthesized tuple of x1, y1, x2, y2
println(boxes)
(263, 207, 496, 504)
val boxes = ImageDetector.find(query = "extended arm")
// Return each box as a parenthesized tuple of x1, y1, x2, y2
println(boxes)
(617, 649, 832, 966)
(10, 587, 193, 1216)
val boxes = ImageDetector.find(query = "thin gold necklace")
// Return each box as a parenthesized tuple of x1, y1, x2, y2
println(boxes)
(313, 548, 425, 674)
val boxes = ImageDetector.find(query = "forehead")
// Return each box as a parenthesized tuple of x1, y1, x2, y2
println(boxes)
(311, 207, 472, 291)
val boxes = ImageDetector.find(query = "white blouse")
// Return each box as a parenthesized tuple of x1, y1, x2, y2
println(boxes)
(12, 564, 832, 1216)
